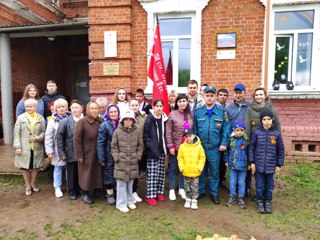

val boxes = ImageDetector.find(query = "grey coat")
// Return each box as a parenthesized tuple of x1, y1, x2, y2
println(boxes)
(56, 115, 82, 163)
(244, 98, 281, 138)
(45, 113, 71, 166)
(13, 113, 45, 169)
(111, 123, 144, 181)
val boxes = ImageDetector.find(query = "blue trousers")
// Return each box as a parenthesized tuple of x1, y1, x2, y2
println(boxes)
(199, 148, 220, 197)
(168, 152, 184, 190)
(229, 169, 246, 197)
(255, 172, 275, 201)
(53, 165, 66, 189)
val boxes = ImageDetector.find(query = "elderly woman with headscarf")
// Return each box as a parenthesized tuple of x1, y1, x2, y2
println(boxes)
(96, 104, 120, 205)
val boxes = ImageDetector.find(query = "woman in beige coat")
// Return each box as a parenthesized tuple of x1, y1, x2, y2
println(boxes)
(13, 98, 45, 196)
(111, 109, 144, 212)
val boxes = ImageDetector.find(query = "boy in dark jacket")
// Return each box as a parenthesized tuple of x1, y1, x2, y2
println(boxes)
(249, 109, 285, 214)
(225, 120, 249, 209)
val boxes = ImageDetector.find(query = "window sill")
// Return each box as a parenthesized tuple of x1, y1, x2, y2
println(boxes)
(269, 90, 320, 99)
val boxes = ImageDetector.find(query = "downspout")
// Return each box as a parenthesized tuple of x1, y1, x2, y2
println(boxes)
(263, 0, 271, 89)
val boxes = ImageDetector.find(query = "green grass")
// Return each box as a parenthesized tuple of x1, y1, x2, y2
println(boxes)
(0, 174, 51, 191)
(1, 164, 319, 239)
(262, 163, 320, 239)
(51, 211, 211, 240)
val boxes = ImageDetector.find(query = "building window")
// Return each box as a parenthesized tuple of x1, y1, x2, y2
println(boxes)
(160, 17, 192, 88)
(270, 5, 319, 92)
(139, 0, 210, 93)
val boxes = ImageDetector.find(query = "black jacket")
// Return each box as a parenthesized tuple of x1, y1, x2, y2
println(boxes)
(42, 91, 66, 118)
(143, 110, 168, 159)
(56, 114, 77, 163)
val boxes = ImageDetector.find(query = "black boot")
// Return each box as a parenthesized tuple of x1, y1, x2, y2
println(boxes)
(256, 199, 265, 213)
(81, 190, 93, 204)
(226, 195, 237, 207)
(238, 197, 247, 209)
(94, 189, 106, 199)
(265, 200, 273, 214)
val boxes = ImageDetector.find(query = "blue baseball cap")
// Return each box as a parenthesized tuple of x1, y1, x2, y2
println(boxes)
(204, 86, 217, 93)
(234, 83, 246, 91)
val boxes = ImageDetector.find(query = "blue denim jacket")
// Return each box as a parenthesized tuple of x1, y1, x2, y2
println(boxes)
(225, 100, 251, 128)
(224, 134, 249, 170)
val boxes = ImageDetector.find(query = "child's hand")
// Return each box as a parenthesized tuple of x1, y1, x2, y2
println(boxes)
(251, 164, 256, 173)
(169, 149, 175, 155)
(48, 153, 54, 159)
(275, 167, 281, 174)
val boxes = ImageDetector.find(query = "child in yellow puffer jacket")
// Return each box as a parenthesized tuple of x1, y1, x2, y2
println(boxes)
(177, 128, 206, 210)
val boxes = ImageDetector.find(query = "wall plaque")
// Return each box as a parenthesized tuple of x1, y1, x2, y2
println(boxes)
(103, 63, 119, 76)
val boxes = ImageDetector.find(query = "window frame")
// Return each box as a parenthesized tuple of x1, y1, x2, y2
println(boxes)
(140, 0, 209, 94)
(159, 15, 194, 89)
(268, 3, 320, 93)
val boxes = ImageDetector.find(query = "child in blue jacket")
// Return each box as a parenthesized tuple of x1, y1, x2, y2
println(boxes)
(249, 109, 285, 214)
(224, 120, 249, 209)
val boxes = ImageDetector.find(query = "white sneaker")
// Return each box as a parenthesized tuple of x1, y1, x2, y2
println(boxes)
(132, 192, 142, 203)
(117, 207, 129, 213)
(169, 189, 176, 201)
(128, 203, 137, 210)
(178, 188, 186, 199)
(184, 198, 191, 208)
(55, 188, 63, 198)
(191, 199, 198, 210)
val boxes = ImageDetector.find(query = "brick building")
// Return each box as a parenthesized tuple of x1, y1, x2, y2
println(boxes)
(0, 0, 319, 162)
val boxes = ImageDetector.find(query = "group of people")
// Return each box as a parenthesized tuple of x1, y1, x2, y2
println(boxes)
(13, 79, 284, 214)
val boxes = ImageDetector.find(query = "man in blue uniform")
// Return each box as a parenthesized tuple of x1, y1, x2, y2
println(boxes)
(194, 86, 230, 204)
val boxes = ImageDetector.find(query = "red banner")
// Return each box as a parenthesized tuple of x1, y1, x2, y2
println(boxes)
(148, 23, 169, 115)
(166, 51, 173, 85)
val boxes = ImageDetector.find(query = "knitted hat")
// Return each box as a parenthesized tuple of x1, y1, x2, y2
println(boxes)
(232, 120, 246, 130)
(260, 109, 274, 122)
(119, 109, 136, 123)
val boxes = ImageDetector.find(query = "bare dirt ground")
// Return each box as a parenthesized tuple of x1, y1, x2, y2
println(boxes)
(0, 175, 308, 240)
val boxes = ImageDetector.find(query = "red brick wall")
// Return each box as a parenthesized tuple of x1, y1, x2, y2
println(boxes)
(88, 0, 133, 97)
(60, 0, 88, 19)
(19, 0, 64, 23)
(7, 36, 88, 119)
(272, 99, 320, 162)
(202, 0, 265, 93)
(131, 0, 148, 91)
(0, 4, 32, 25)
